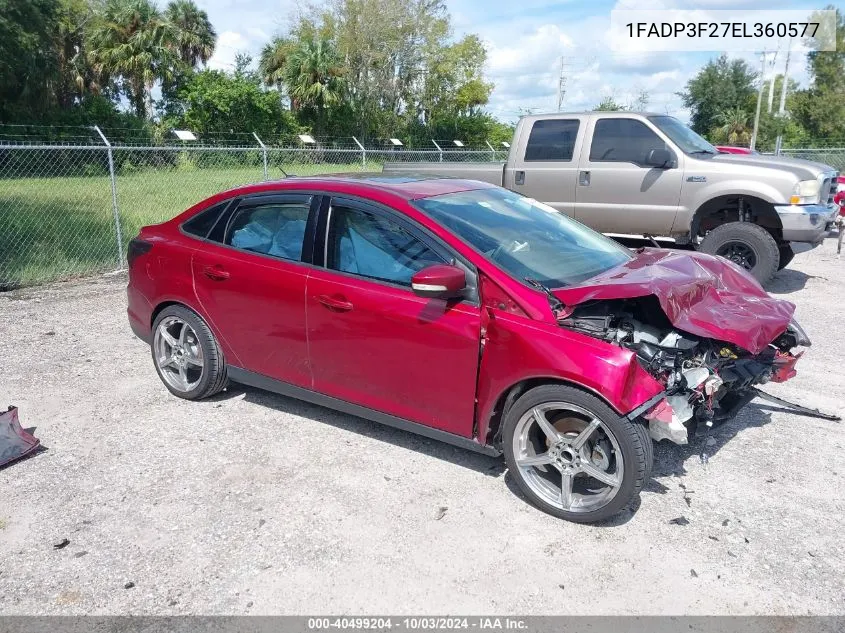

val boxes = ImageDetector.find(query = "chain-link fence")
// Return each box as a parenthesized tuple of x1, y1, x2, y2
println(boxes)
(779, 147, 845, 171)
(0, 137, 507, 289)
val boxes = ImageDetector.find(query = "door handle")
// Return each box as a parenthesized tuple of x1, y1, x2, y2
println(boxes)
(318, 294, 353, 312)
(514, 170, 525, 185)
(202, 264, 230, 281)
(578, 170, 591, 186)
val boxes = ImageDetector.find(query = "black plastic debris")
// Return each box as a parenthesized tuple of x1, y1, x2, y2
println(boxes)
(53, 539, 70, 549)
(669, 516, 690, 526)
(1, 407, 40, 468)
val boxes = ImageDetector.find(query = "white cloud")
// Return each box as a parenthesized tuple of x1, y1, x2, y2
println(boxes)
(207, 30, 249, 70)
(487, 25, 575, 75)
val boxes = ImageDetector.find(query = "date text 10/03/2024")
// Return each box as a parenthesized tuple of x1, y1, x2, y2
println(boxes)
(307, 617, 529, 630)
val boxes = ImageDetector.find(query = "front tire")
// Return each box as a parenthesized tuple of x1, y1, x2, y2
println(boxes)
(503, 385, 649, 523)
(699, 222, 780, 284)
(151, 305, 228, 400)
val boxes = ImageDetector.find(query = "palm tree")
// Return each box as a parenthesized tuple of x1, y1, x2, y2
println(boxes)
(258, 37, 294, 89)
(714, 107, 752, 146)
(284, 37, 344, 132)
(165, 0, 216, 67)
(88, 0, 177, 118)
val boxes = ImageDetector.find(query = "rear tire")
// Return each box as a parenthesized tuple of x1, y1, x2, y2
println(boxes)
(503, 384, 649, 523)
(699, 222, 780, 284)
(151, 305, 228, 400)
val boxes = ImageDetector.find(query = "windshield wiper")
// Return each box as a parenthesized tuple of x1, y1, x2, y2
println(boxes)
(525, 277, 566, 318)
(690, 149, 716, 155)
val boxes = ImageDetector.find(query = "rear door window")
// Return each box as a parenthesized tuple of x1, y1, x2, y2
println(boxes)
(523, 119, 580, 161)
(226, 201, 311, 262)
(182, 201, 229, 238)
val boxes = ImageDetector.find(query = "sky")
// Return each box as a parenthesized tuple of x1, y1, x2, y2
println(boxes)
(195, 0, 829, 125)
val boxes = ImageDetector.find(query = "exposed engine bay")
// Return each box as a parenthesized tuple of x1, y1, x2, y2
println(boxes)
(558, 296, 810, 444)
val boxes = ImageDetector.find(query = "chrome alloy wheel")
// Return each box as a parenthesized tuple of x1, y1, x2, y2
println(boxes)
(153, 316, 204, 392)
(512, 402, 624, 513)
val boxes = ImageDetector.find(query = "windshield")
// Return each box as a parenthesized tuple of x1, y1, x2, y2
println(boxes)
(648, 115, 717, 155)
(414, 188, 633, 288)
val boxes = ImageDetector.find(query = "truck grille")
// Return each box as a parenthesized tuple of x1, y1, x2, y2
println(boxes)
(823, 173, 838, 204)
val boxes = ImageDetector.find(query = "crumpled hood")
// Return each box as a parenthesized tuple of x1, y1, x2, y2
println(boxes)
(552, 248, 795, 354)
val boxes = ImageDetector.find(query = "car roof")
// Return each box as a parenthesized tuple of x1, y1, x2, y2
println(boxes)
(227, 173, 495, 201)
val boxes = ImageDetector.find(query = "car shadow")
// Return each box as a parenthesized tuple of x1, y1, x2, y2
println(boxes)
(650, 404, 773, 481)
(210, 384, 506, 477)
(506, 404, 775, 528)
(765, 268, 819, 294)
(205, 386, 777, 526)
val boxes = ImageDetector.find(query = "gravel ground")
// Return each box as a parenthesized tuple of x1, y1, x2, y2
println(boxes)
(0, 237, 844, 616)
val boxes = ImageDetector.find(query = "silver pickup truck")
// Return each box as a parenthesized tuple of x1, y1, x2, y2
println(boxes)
(384, 112, 839, 283)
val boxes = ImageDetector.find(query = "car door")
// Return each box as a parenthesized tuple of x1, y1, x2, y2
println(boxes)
(190, 193, 318, 387)
(305, 196, 481, 437)
(574, 116, 684, 235)
(504, 116, 585, 217)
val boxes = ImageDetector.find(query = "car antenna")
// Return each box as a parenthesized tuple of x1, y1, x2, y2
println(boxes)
(279, 167, 296, 178)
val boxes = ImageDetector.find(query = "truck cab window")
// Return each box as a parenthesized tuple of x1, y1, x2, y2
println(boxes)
(524, 119, 580, 161)
(589, 118, 668, 166)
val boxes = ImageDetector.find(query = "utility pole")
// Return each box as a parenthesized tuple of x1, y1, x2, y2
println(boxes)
(750, 50, 766, 151)
(767, 50, 778, 113)
(556, 56, 570, 112)
(775, 39, 792, 154)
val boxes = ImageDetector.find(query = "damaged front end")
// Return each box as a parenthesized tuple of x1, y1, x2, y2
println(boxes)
(558, 296, 809, 445)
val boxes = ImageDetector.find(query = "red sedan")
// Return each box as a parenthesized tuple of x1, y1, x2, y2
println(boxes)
(715, 145, 758, 155)
(127, 176, 806, 522)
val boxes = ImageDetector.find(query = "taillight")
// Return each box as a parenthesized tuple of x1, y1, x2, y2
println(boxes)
(127, 238, 153, 267)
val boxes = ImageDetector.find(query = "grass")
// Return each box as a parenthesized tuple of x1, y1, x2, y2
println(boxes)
(0, 162, 370, 288)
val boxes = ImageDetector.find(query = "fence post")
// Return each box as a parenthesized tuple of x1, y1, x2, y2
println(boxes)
(352, 136, 366, 170)
(93, 125, 124, 267)
(485, 140, 496, 159)
(253, 132, 268, 180)
(432, 139, 443, 163)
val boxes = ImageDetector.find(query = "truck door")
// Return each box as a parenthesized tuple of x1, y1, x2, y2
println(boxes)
(574, 116, 684, 235)
(504, 116, 586, 217)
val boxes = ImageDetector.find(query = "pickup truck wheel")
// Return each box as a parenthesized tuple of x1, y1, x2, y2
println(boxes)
(778, 244, 795, 270)
(503, 385, 649, 524)
(699, 222, 780, 284)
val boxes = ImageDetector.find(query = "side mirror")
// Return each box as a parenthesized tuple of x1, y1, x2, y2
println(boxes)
(644, 148, 673, 168)
(411, 264, 466, 299)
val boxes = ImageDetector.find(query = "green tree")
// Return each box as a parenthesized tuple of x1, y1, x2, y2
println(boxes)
(792, 6, 845, 140)
(258, 36, 295, 89)
(88, 0, 178, 118)
(679, 54, 757, 135)
(161, 66, 297, 140)
(284, 36, 345, 133)
(593, 96, 626, 111)
(420, 34, 492, 124)
(0, 0, 60, 120)
(164, 0, 215, 67)
(711, 106, 752, 146)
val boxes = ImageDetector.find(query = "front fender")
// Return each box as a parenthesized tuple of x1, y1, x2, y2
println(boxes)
(476, 310, 663, 443)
